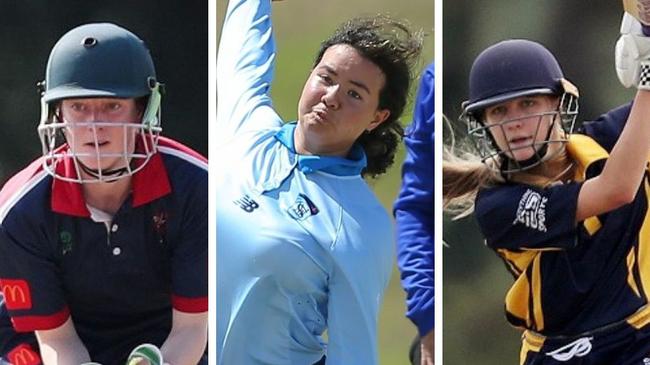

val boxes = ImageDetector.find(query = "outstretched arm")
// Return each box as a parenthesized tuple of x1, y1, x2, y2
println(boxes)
(216, 0, 283, 145)
(394, 64, 434, 339)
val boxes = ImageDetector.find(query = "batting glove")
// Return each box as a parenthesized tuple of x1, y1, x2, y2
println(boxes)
(615, 12, 650, 90)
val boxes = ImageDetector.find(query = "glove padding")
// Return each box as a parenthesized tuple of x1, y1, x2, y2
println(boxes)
(126, 344, 165, 365)
(616, 12, 650, 89)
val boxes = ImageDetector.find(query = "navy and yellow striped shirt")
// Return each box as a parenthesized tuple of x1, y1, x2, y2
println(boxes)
(475, 103, 650, 336)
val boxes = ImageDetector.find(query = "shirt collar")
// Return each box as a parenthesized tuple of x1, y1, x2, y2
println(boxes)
(51, 148, 172, 217)
(274, 122, 366, 176)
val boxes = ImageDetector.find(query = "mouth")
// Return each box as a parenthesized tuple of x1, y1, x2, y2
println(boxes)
(84, 140, 110, 148)
(311, 106, 329, 123)
(508, 136, 533, 149)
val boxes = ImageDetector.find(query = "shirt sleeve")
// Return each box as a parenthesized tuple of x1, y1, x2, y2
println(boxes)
(216, 0, 283, 146)
(170, 169, 208, 313)
(475, 183, 582, 251)
(393, 63, 434, 336)
(0, 214, 70, 332)
(579, 102, 632, 152)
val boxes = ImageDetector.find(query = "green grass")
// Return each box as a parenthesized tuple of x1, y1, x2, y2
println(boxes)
(218, 1, 433, 363)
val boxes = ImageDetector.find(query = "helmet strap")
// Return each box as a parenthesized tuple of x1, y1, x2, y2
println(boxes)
(77, 160, 130, 183)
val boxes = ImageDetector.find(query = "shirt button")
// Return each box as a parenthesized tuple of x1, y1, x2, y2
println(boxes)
(111, 224, 119, 232)
(112, 247, 121, 256)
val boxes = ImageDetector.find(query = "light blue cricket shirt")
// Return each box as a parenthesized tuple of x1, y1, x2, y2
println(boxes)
(216, 0, 394, 364)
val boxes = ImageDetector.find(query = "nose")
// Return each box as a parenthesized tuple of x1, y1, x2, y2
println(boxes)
(321, 85, 340, 110)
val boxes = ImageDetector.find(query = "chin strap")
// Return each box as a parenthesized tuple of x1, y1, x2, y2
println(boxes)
(77, 160, 130, 183)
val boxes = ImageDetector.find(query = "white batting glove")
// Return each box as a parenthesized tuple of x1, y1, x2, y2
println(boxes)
(615, 12, 650, 89)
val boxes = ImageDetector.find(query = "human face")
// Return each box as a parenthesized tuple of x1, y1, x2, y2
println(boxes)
(483, 95, 559, 162)
(296, 44, 390, 157)
(59, 98, 141, 172)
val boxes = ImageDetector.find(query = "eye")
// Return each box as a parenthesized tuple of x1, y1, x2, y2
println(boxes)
(489, 105, 506, 117)
(70, 102, 86, 112)
(347, 89, 362, 100)
(106, 102, 122, 111)
(521, 98, 537, 108)
(319, 74, 334, 85)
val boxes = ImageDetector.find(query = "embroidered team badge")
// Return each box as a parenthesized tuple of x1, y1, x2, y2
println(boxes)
(153, 210, 169, 245)
(59, 230, 73, 255)
(513, 189, 548, 232)
(287, 193, 319, 221)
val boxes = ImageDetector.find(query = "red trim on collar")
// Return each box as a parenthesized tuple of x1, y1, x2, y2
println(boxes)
(51, 157, 89, 217)
(50, 139, 173, 215)
(132, 152, 171, 207)
(11, 306, 70, 332)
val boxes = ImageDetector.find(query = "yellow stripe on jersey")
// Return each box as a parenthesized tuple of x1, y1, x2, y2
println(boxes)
(520, 331, 544, 365)
(583, 216, 602, 236)
(627, 248, 641, 298)
(635, 178, 650, 305)
(503, 251, 544, 331)
(497, 249, 537, 276)
(566, 134, 608, 182)
(531, 254, 544, 330)
(627, 304, 650, 329)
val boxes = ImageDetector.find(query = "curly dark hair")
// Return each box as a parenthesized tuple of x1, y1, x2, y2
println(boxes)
(314, 15, 423, 178)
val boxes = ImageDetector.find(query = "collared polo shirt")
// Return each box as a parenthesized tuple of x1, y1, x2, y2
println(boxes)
(0, 136, 208, 364)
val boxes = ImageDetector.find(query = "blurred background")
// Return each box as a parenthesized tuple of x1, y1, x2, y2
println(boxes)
(443, 1, 635, 364)
(217, 1, 433, 364)
(0, 0, 207, 187)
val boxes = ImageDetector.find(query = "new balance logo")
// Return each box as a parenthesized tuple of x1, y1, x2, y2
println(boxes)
(234, 195, 259, 213)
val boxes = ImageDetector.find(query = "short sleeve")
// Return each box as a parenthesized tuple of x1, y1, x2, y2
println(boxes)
(170, 171, 208, 313)
(0, 214, 69, 332)
(475, 182, 582, 250)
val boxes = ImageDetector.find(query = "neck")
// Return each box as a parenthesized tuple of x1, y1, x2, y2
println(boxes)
(82, 177, 132, 215)
(293, 124, 351, 158)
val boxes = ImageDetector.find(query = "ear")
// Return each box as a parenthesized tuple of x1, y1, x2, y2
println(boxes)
(366, 109, 391, 132)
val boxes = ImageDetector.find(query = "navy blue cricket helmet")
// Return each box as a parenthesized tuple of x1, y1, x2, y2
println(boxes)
(460, 39, 579, 173)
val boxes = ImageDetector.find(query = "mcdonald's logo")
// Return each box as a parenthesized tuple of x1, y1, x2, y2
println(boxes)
(8, 343, 41, 365)
(0, 279, 32, 310)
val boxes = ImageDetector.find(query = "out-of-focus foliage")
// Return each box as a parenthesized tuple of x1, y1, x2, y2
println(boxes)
(443, 1, 633, 363)
(0, 0, 207, 186)
(218, 1, 434, 364)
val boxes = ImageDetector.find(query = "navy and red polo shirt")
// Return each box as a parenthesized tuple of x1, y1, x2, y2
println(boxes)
(0, 136, 207, 364)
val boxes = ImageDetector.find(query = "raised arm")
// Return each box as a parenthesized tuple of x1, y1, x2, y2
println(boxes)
(216, 0, 283, 145)
(394, 63, 434, 338)
(576, 13, 650, 221)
